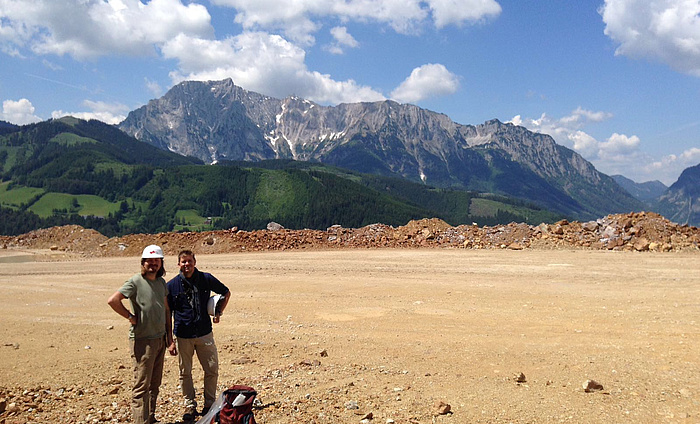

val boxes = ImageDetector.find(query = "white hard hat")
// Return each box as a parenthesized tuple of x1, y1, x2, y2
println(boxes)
(141, 245, 164, 259)
(207, 294, 224, 316)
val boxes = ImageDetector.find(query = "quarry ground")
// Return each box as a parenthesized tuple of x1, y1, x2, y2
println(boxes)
(0, 248, 698, 424)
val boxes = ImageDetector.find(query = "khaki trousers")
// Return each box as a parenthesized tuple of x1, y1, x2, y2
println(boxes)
(130, 336, 166, 424)
(176, 332, 219, 410)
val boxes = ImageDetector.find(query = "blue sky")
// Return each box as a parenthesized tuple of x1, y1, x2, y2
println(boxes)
(1, 0, 699, 185)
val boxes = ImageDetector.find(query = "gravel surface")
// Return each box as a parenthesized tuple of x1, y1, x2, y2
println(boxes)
(0, 213, 698, 423)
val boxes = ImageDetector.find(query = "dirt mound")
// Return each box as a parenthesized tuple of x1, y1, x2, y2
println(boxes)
(1, 213, 698, 257)
(0, 225, 108, 255)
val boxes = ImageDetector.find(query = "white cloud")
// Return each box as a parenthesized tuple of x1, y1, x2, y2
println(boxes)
(428, 0, 502, 28)
(516, 107, 614, 149)
(144, 78, 163, 98)
(599, 132, 641, 157)
(390, 63, 460, 103)
(600, 0, 700, 76)
(0, 0, 214, 60)
(568, 130, 600, 158)
(509, 108, 700, 185)
(324, 26, 359, 55)
(162, 32, 385, 104)
(41, 59, 62, 71)
(51, 100, 129, 125)
(1, 98, 41, 124)
(2, 0, 490, 117)
(211, 0, 501, 42)
(646, 147, 700, 184)
(560, 106, 613, 125)
(679, 147, 700, 162)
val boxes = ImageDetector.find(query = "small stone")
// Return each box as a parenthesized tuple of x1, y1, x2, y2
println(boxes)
(434, 400, 451, 415)
(360, 412, 373, 420)
(107, 325, 114, 330)
(514, 372, 526, 383)
(231, 357, 255, 365)
(345, 400, 359, 410)
(267, 222, 284, 231)
(319, 349, 328, 357)
(583, 379, 604, 392)
(582, 221, 598, 232)
(633, 238, 650, 251)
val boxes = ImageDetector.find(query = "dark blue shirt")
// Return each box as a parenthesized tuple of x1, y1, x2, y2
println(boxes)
(167, 268, 229, 339)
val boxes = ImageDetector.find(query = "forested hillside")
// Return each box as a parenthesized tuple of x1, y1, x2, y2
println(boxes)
(0, 118, 563, 236)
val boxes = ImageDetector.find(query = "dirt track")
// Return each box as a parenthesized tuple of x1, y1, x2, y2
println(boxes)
(0, 248, 698, 423)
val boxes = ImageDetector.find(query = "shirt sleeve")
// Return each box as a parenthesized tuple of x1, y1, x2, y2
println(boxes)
(205, 273, 229, 295)
(118, 276, 136, 299)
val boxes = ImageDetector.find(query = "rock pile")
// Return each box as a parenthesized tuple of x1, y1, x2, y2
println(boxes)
(1, 212, 698, 257)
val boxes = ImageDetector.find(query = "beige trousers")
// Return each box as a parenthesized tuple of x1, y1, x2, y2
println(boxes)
(176, 332, 219, 410)
(130, 336, 165, 424)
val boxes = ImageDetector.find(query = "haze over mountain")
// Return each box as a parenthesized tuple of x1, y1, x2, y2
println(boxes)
(611, 175, 668, 202)
(120, 79, 643, 221)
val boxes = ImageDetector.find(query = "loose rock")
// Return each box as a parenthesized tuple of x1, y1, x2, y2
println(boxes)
(583, 380, 604, 393)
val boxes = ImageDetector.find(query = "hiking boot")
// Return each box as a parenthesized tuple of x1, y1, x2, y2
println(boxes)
(200, 406, 211, 416)
(182, 406, 197, 422)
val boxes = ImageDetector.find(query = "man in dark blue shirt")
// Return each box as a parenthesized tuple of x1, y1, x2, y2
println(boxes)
(166, 250, 230, 422)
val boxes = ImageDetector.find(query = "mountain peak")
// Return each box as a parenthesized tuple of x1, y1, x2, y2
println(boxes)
(118, 79, 643, 220)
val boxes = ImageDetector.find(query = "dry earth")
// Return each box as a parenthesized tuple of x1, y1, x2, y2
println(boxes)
(2, 212, 699, 259)
(0, 247, 698, 424)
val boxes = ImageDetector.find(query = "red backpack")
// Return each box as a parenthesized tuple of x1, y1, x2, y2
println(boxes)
(216, 385, 257, 424)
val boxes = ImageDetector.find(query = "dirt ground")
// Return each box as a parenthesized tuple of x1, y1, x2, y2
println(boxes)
(0, 248, 698, 424)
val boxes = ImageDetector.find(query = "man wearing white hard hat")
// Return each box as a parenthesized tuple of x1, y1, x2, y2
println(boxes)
(107, 245, 175, 424)
(166, 249, 230, 422)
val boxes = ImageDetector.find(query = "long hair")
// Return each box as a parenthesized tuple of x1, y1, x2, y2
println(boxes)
(141, 258, 166, 278)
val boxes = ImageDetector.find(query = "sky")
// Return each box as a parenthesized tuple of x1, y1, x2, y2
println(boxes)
(1, 0, 699, 185)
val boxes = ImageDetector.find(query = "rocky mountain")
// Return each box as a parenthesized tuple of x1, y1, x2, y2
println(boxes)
(611, 174, 667, 202)
(654, 163, 700, 226)
(119, 78, 643, 220)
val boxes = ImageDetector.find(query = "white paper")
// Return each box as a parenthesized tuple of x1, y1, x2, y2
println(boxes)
(231, 393, 247, 407)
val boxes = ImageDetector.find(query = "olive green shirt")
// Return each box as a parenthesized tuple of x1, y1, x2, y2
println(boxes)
(118, 273, 168, 340)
